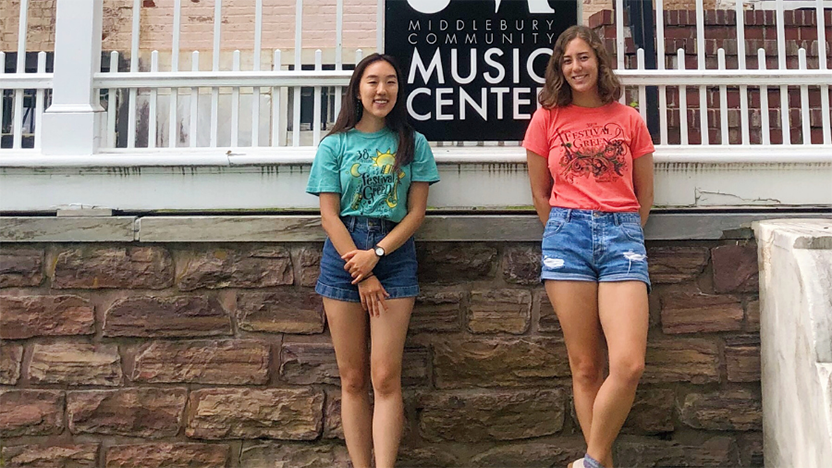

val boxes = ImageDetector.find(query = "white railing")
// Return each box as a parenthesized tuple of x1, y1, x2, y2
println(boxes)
(0, 0, 830, 156)
(0, 0, 53, 151)
(103, 0, 375, 149)
(612, 0, 831, 148)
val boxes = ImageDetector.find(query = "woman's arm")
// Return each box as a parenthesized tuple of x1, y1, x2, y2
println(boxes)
(343, 182, 430, 316)
(342, 182, 430, 282)
(526, 150, 553, 225)
(632, 153, 654, 226)
(378, 181, 429, 252)
(319, 192, 358, 255)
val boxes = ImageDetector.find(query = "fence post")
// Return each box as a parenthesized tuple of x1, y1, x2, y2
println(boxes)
(41, 0, 104, 155)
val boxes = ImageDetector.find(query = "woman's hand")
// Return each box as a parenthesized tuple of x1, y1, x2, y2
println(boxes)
(342, 249, 380, 283)
(358, 276, 389, 316)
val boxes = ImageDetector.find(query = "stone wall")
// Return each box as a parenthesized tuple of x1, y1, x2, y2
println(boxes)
(0, 238, 762, 467)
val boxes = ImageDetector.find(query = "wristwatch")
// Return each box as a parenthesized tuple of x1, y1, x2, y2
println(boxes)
(373, 244, 386, 257)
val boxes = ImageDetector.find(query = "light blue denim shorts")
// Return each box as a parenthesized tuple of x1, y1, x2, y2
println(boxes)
(316, 216, 420, 303)
(540, 207, 651, 292)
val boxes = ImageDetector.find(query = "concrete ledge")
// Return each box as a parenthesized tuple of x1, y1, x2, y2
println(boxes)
(0, 212, 825, 243)
(0, 216, 137, 242)
(134, 212, 817, 242)
(754, 219, 832, 467)
(136, 216, 325, 243)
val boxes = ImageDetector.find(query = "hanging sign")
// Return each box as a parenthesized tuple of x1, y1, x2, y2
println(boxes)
(385, 0, 578, 140)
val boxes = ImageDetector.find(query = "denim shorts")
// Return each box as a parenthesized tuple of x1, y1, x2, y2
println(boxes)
(316, 216, 420, 303)
(540, 207, 651, 291)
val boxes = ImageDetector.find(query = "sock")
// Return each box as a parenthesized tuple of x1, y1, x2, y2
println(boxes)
(583, 454, 606, 468)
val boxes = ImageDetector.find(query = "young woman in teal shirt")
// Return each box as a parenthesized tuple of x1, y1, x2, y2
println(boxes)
(306, 54, 439, 468)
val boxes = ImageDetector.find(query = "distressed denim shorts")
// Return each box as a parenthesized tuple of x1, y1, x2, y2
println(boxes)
(316, 216, 420, 303)
(540, 207, 651, 292)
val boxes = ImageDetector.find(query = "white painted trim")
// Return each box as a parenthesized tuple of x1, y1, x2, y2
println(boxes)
(89, 69, 832, 90)
(0, 74, 52, 89)
(0, 145, 830, 168)
(1, 160, 830, 212)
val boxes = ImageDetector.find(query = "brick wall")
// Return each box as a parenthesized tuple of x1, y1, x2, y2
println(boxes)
(590, 9, 832, 145)
(2, 0, 377, 64)
(0, 239, 762, 467)
(581, 0, 720, 23)
(1, 0, 58, 54)
(2, 0, 723, 56)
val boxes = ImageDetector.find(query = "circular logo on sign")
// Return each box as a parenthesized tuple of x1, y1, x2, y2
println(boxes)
(406, 0, 451, 14)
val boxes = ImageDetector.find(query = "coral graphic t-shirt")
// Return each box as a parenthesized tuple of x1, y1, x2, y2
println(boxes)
(523, 102, 655, 212)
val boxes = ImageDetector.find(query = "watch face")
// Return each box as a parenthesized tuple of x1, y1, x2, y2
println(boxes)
(375, 247, 385, 256)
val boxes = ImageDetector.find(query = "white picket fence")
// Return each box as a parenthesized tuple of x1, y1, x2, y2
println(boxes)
(0, 0, 830, 155)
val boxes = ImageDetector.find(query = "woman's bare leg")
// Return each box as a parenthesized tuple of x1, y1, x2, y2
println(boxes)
(585, 281, 649, 468)
(324, 298, 373, 468)
(369, 297, 414, 468)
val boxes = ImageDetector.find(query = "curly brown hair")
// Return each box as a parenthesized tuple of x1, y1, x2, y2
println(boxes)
(538, 25, 622, 108)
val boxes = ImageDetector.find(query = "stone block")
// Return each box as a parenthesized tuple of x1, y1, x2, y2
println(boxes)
(0, 295, 95, 339)
(323, 390, 343, 439)
(417, 389, 566, 442)
(53, 246, 173, 289)
(467, 289, 532, 334)
(239, 442, 350, 468)
(622, 387, 675, 434)
(67, 388, 187, 438)
(1, 444, 98, 468)
(745, 299, 760, 331)
(712, 244, 759, 293)
(737, 432, 764, 467)
(647, 246, 709, 283)
(280, 342, 428, 388)
(398, 447, 460, 467)
(417, 243, 498, 283)
(538, 291, 562, 333)
(177, 246, 293, 290)
(411, 288, 463, 333)
(725, 335, 761, 382)
(615, 435, 740, 467)
(296, 246, 322, 287)
(132, 339, 270, 385)
(502, 245, 541, 285)
(0, 247, 43, 287)
(29, 342, 122, 386)
(679, 388, 762, 431)
(0, 389, 64, 437)
(236, 289, 324, 334)
(104, 296, 232, 337)
(468, 440, 586, 467)
(279, 342, 340, 386)
(433, 337, 570, 389)
(642, 338, 720, 384)
(105, 443, 230, 468)
(660, 291, 744, 334)
(0, 344, 23, 385)
(186, 388, 323, 440)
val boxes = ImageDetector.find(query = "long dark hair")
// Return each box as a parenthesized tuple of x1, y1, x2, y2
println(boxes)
(326, 53, 415, 171)
(539, 25, 622, 108)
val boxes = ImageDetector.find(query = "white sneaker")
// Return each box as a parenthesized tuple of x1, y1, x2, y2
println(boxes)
(570, 459, 586, 468)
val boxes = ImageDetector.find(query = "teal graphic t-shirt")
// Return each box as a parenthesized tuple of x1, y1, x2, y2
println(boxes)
(306, 128, 440, 223)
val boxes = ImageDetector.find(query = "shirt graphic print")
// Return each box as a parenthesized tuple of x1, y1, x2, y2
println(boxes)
(348, 148, 405, 216)
(556, 122, 627, 184)
(522, 102, 655, 212)
(306, 128, 440, 223)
